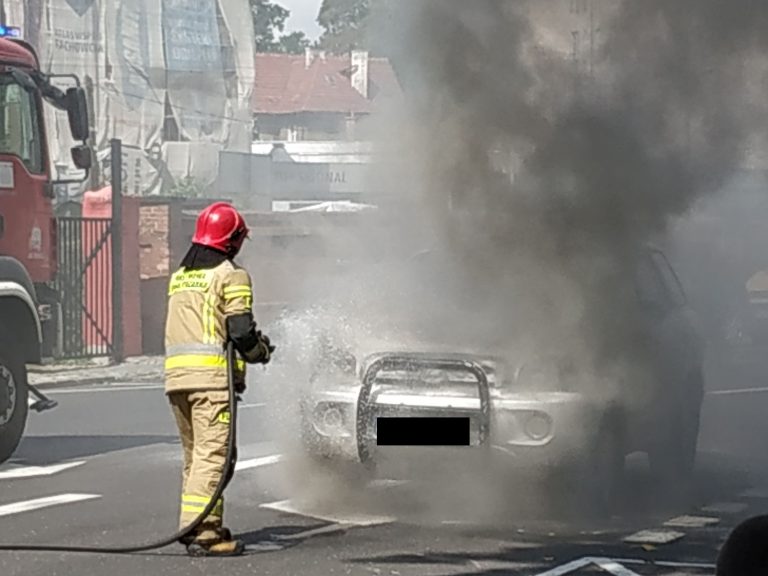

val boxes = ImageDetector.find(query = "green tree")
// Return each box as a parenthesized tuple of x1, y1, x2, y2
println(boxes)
(315, 0, 404, 57)
(279, 31, 311, 54)
(251, 0, 311, 54)
(316, 0, 370, 53)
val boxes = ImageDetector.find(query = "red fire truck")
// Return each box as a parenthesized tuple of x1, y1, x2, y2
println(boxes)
(0, 29, 91, 463)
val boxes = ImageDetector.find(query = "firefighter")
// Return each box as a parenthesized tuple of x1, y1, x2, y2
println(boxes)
(164, 201, 274, 557)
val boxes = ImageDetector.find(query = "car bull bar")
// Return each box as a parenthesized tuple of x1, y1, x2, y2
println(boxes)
(355, 354, 491, 465)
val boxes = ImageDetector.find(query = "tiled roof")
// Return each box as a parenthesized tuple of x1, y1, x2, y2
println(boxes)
(253, 52, 401, 115)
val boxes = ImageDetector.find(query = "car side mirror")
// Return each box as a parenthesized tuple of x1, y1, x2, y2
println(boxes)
(70, 144, 92, 170)
(10, 69, 37, 91)
(65, 87, 90, 142)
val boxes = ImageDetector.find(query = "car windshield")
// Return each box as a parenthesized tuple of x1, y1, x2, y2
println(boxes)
(0, 74, 44, 174)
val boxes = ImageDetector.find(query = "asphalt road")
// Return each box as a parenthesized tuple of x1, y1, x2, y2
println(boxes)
(2, 347, 768, 576)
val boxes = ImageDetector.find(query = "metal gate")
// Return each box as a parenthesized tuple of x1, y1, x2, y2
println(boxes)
(55, 217, 114, 358)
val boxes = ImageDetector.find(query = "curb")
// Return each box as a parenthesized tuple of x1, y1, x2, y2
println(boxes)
(30, 373, 162, 390)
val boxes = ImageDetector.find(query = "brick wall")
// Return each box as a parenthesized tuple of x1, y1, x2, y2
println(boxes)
(139, 204, 171, 279)
(138, 199, 176, 354)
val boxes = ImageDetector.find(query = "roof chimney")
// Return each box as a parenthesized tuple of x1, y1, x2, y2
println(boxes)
(350, 50, 369, 99)
(305, 48, 327, 69)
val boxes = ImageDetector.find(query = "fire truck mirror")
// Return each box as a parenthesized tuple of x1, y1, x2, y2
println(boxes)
(70, 144, 92, 171)
(65, 87, 89, 143)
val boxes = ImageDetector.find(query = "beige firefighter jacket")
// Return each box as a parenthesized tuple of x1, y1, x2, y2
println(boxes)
(164, 260, 252, 394)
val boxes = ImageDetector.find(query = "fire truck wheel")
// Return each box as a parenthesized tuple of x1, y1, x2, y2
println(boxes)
(0, 345, 28, 465)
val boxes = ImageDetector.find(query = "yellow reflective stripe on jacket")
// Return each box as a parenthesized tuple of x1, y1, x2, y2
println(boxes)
(223, 290, 251, 300)
(202, 292, 216, 344)
(217, 411, 231, 424)
(223, 285, 252, 307)
(165, 354, 245, 371)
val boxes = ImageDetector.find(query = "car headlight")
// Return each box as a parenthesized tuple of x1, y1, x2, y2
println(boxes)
(310, 342, 358, 385)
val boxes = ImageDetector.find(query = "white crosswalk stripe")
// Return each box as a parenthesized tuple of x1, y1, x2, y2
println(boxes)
(0, 494, 101, 518)
(0, 459, 102, 520)
(260, 499, 396, 526)
(235, 454, 283, 471)
(0, 461, 86, 480)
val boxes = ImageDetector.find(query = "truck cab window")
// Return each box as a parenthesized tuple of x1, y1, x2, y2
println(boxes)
(0, 77, 44, 175)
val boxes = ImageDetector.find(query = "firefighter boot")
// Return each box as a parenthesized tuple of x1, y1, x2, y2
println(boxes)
(186, 538, 245, 557)
(185, 528, 244, 557)
(179, 528, 233, 547)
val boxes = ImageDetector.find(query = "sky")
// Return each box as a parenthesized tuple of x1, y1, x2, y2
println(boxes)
(276, 0, 324, 40)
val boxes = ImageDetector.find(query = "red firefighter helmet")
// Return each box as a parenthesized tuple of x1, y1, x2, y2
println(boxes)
(192, 202, 249, 254)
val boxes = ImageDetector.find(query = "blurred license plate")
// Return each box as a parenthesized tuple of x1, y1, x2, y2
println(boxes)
(374, 416, 473, 446)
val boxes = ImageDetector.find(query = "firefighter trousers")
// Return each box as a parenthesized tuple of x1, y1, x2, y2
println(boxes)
(168, 390, 236, 542)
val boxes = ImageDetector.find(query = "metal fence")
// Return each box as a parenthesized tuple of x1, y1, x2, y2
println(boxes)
(55, 217, 114, 358)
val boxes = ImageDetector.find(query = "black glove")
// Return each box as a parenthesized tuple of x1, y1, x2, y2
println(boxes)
(261, 333, 276, 355)
(255, 331, 275, 365)
(242, 330, 274, 365)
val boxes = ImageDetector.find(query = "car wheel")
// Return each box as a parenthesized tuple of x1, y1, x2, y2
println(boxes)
(648, 372, 703, 486)
(554, 416, 624, 519)
(0, 344, 28, 465)
(580, 421, 625, 516)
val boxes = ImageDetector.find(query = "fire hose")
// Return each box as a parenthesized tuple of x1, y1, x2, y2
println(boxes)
(0, 341, 239, 555)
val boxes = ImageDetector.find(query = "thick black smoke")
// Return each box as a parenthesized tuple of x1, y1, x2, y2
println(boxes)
(375, 0, 768, 396)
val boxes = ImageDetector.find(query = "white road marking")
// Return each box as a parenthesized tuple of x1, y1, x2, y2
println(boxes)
(532, 557, 601, 576)
(623, 529, 686, 545)
(0, 461, 86, 480)
(599, 558, 717, 570)
(47, 384, 163, 394)
(0, 494, 101, 517)
(663, 515, 720, 528)
(274, 523, 351, 541)
(653, 560, 717, 569)
(702, 502, 748, 514)
(239, 403, 266, 409)
(534, 557, 717, 576)
(594, 560, 642, 576)
(260, 499, 396, 526)
(531, 558, 588, 576)
(235, 454, 283, 471)
(707, 386, 768, 396)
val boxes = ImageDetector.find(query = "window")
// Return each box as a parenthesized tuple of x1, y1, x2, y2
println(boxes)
(0, 76, 44, 174)
(635, 255, 667, 307)
(650, 250, 687, 308)
(634, 250, 687, 310)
